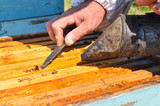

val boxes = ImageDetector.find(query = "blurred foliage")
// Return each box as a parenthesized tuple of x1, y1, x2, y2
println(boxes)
(64, 0, 153, 14)
(129, 0, 152, 14)
(64, 0, 71, 11)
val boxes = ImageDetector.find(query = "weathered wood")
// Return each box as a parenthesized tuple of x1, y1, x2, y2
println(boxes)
(0, 37, 13, 42)
(0, 46, 51, 65)
(12, 32, 48, 41)
(0, 56, 145, 81)
(19, 36, 52, 44)
(0, 44, 43, 53)
(87, 83, 160, 106)
(119, 59, 156, 70)
(31, 40, 56, 46)
(0, 67, 132, 91)
(0, 15, 59, 37)
(18, 34, 98, 45)
(144, 65, 160, 75)
(29, 37, 96, 47)
(0, 43, 147, 83)
(0, 47, 84, 80)
(0, 70, 154, 105)
(0, 41, 23, 48)
(83, 56, 146, 68)
(0, 0, 63, 21)
(0, 26, 159, 105)
(151, 55, 160, 62)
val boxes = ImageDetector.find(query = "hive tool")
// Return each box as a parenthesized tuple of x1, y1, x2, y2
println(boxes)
(41, 0, 133, 69)
(42, 43, 66, 70)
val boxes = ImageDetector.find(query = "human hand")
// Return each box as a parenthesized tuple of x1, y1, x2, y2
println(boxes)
(46, 0, 105, 46)
(136, 0, 160, 15)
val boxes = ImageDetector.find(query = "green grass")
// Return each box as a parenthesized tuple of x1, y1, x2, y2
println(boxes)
(64, 0, 153, 14)
(128, 0, 152, 14)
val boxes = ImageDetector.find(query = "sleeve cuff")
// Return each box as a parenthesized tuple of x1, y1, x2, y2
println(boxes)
(94, 0, 124, 21)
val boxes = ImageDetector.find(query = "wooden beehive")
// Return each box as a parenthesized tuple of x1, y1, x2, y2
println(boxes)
(0, 1, 160, 104)
(0, 16, 160, 105)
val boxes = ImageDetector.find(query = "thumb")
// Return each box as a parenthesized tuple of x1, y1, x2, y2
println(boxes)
(65, 22, 93, 46)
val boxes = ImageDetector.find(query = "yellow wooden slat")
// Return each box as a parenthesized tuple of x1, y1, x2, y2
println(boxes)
(0, 70, 154, 105)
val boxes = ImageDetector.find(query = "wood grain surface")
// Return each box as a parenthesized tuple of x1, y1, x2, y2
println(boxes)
(0, 32, 159, 105)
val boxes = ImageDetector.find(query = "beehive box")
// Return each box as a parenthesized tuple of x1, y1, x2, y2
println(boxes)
(0, 0, 64, 37)
(0, 22, 160, 105)
(0, 1, 160, 105)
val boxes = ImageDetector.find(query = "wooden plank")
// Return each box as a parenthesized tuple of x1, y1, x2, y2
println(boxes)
(0, 47, 84, 80)
(83, 56, 146, 68)
(31, 70, 154, 106)
(0, 37, 13, 42)
(88, 84, 160, 106)
(0, 32, 97, 46)
(0, 41, 23, 48)
(144, 65, 160, 75)
(151, 55, 160, 62)
(10, 32, 98, 42)
(11, 32, 49, 41)
(0, 70, 154, 105)
(0, 15, 59, 37)
(102, 70, 152, 84)
(19, 36, 52, 44)
(18, 34, 98, 45)
(0, 47, 144, 81)
(0, 46, 51, 65)
(0, 57, 139, 81)
(119, 59, 156, 70)
(0, 58, 81, 81)
(0, 0, 63, 21)
(0, 44, 44, 53)
(1, 57, 145, 81)
(0, 67, 132, 90)
(31, 39, 95, 47)
(31, 40, 56, 46)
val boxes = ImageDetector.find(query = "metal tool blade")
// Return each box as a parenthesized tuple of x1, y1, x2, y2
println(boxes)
(42, 43, 66, 70)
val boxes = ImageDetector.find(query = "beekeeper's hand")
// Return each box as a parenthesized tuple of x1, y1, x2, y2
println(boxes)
(136, 0, 160, 15)
(46, 0, 105, 46)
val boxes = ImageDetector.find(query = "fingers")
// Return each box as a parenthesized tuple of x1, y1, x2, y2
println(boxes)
(46, 0, 105, 46)
(46, 20, 63, 46)
(65, 21, 93, 46)
(46, 21, 56, 41)
(46, 16, 76, 46)
(136, 0, 157, 6)
(52, 26, 64, 46)
(149, 2, 160, 15)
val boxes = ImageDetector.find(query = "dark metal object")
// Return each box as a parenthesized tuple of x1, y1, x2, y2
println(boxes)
(81, 15, 129, 61)
(81, 0, 134, 61)
(81, 14, 160, 61)
(42, 43, 66, 70)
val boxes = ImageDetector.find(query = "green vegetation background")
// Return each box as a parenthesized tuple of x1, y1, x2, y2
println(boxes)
(64, 0, 152, 14)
